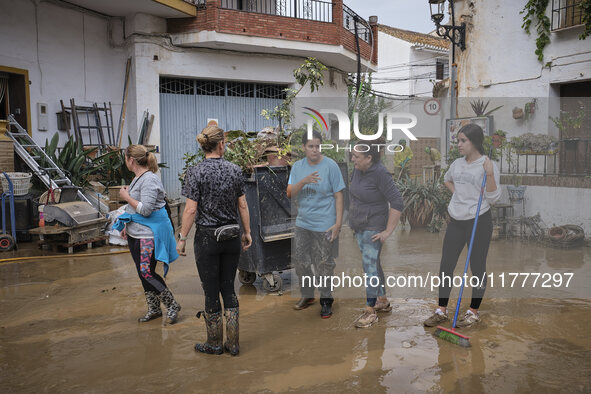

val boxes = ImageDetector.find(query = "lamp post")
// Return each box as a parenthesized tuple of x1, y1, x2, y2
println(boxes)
(428, 0, 466, 150)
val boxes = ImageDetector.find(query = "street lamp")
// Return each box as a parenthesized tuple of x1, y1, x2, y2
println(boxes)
(428, 0, 466, 51)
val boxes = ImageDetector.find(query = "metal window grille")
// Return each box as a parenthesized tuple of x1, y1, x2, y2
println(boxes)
(257, 84, 287, 99)
(551, 0, 583, 30)
(220, 0, 333, 23)
(227, 82, 255, 97)
(196, 80, 225, 96)
(159, 78, 287, 99)
(159, 77, 195, 94)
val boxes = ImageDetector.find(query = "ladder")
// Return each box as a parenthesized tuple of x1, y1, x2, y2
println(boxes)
(6, 114, 91, 205)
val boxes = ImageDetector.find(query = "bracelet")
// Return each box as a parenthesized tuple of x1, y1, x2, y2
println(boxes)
(178, 234, 188, 241)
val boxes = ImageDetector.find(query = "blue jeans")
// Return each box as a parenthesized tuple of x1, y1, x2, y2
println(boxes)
(355, 230, 386, 307)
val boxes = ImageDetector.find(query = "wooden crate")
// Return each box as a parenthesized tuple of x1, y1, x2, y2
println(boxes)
(108, 186, 124, 201)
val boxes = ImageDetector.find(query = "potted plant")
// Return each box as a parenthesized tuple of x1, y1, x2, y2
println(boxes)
(549, 107, 586, 139)
(396, 179, 451, 230)
(510, 133, 558, 154)
(492, 129, 507, 147)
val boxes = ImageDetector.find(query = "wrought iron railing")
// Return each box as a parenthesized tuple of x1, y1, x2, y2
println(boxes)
(220, 0, 333, 23)
(343, 4, 371, 43)
(498, 139, 591, 176)
(551, 0, 583, 30)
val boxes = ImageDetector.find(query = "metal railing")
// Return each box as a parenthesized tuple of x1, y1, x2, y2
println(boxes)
(220, 0, 333, 23)
(498, 139, 591, 176)
(343, 4, 371, 43)
(551, 0, 583, 30)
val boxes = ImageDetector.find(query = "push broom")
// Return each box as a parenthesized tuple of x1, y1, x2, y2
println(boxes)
(433, 156, 490, 348)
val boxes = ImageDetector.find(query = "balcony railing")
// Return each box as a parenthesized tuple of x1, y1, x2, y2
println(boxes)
(498, 138, 591, 176)
(551, 0, 583, 30)
(220, 0, 333, 23)
(343, 4, 371, 43)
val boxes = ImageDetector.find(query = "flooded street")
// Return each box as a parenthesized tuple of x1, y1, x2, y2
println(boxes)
(1, 227, 590, 393)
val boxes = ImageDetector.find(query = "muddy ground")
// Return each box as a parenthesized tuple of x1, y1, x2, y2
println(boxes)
(1, 227, 590, 393)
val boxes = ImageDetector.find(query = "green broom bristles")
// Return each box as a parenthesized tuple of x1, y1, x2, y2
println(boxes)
(434, 328, 471, 348)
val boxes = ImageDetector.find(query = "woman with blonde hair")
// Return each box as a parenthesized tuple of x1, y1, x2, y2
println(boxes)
(177, 126, 252, 356)
(115, 144, 181, 324)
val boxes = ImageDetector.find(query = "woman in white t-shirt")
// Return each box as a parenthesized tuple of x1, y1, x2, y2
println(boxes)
(423, 123, 501, 329)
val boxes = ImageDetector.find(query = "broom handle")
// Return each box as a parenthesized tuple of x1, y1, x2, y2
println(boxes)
(452, 169, 488, 329)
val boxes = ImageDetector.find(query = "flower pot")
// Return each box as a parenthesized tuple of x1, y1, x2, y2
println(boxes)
(406, 204, 434, 229)
(512, 107, 524, 119)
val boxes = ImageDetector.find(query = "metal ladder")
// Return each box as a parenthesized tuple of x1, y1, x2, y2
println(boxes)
(6, 114, 91, 205)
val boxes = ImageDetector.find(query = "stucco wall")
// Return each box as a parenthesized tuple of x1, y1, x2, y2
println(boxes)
(0, 0, 128, 146)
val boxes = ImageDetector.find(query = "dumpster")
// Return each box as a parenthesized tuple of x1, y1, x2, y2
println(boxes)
(238, 162, 349, 292)
(238, 166, 293, 291)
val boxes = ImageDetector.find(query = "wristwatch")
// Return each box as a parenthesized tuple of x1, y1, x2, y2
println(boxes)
(178, 233, 188, 241)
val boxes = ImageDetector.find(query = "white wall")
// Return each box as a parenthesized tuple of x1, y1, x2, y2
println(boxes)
(132, 40, 350, 146)
(454, 0, 591, 97)
(375, 31, 447, 98)
(0, 0, 128, 146)
(374, 32, 412, 96)
(499, 185, 591, 233)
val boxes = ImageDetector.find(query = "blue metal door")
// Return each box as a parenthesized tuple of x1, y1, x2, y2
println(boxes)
(159, 78, 286, 199)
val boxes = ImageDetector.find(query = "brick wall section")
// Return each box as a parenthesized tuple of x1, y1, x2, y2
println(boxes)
(500, 175, 591, 189)
(167, 0, 377, 65)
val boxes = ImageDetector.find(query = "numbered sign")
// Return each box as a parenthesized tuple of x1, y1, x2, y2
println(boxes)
(424, 99, 441, 116)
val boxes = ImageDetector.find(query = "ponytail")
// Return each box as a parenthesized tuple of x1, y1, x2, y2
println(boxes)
(125, 145, 159, 173)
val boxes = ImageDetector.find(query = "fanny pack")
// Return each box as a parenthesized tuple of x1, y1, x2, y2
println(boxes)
(214, 224, 240, 242)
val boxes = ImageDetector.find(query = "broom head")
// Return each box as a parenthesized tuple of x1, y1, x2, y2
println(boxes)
(434, 326, 471, 347)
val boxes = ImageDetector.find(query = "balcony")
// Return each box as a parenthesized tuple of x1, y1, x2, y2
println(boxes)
(167, 0, 377, 72)
(62, 0, 197, 18)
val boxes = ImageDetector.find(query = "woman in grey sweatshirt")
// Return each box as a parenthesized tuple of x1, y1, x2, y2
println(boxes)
(423, 124, 501, 329)
(119, 145, 181, 325)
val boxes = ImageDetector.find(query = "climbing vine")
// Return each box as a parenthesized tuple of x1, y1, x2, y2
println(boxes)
(581, 0, 591, 39)
(520, 0, 551, 62)
(521, 0, 591, 61)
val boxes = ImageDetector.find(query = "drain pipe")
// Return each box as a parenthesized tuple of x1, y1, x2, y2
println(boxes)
(353, 16, 362, 94)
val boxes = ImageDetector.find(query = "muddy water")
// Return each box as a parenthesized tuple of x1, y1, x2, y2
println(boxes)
(1, 228, 590, 393)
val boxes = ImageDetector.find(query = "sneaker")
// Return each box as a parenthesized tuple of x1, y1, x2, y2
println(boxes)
(320, 303, 333, 319)
(373, 299, 392, 313)
(456, 310, 480, 328)
(355, 310, 378, 328)
(423, 308, 449, 327)
(293, 297, 316, 310)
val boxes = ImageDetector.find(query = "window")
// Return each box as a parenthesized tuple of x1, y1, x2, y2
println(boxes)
(159, 78, 287, 99)
(436, 59, 449, 80)
(551, 0, 584, 31)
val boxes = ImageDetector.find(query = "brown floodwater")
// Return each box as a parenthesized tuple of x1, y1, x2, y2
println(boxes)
(1, 228, 590, 393)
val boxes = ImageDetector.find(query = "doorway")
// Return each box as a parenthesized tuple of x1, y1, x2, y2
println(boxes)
(0, 65, 31, 135)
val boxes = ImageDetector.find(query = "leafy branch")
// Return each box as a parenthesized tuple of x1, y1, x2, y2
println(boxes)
(521, 0, 551, 62)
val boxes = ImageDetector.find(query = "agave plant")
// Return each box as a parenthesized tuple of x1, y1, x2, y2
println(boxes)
(470, 99, 503, 117)
(42, 132, 104, 188)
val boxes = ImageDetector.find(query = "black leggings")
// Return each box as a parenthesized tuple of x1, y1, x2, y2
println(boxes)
(194, 226, 241, 314)
(128, 236, 167, 293)
(438, 210, 492, 310)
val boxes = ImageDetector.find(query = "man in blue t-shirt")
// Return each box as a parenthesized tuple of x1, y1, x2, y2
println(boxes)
(287, 130, 345, 318)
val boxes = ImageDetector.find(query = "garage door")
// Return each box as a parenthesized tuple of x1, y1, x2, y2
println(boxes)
(159, 77, 286, 199)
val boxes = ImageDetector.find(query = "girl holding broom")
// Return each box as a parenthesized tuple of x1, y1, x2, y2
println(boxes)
(423, 123, 501, 328)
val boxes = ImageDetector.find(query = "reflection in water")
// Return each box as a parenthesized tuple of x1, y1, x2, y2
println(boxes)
(1, 232, 590, 392)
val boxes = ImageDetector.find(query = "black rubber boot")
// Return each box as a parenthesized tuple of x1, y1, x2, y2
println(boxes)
(138, 291, 162, 322)
(224, 307, 239, 356)
(195, 311, 224, 355)
(160, 288, 181, 324)
(320, 298, 333, 319)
